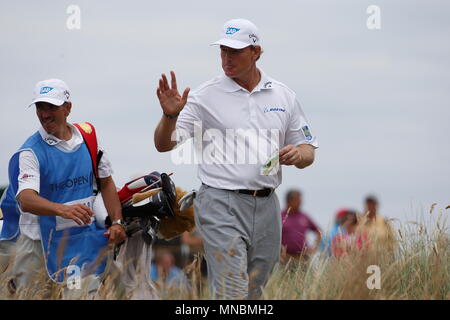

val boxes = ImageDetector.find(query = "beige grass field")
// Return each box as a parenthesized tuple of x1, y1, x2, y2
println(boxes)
(1, 206, 448, 300)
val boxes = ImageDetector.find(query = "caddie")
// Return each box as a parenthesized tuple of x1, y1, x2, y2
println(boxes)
(0, 79, 126, 293)
(154, 19, 318, 299)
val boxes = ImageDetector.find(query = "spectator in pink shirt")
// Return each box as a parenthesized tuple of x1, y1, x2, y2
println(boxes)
(280, 189, 322, 262)
(331, 211, 367, 258)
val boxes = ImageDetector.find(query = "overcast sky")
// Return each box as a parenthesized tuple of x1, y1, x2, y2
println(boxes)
(1, 0, 449, 231)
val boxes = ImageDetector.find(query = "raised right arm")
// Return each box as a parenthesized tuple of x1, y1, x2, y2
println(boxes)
(154, 71, 190, 152)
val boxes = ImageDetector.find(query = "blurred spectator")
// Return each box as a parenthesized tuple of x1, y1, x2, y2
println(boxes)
(153, 236, 183, 268)
(357, 195, 396, 252)
(320, 208, 354, 256)
(150, 249, 189, 291)
(332, 211, 367, 258)
(364, 195, 379, 221)
(280, 189, 321, 263)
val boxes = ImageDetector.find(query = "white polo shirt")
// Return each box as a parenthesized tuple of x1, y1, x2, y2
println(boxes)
(175, 69, 318, 190)
(17, 123, 113, 240)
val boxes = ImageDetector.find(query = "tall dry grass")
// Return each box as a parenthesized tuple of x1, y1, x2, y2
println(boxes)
(263, 206, 449, 300)
(1, 206, 448, 300)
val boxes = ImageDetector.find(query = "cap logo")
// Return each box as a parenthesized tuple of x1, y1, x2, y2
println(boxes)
(249, 34, 258, 43)
(226, 27, 240, 35)
(64, 90, 70, 100)
(40, 86, 54, 94)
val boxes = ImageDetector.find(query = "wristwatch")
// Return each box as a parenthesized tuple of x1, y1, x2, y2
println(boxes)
(163, 111, 179, 119)
(111, 219, 125, 229)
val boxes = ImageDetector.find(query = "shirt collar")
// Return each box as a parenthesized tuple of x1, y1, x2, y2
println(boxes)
(219, 68, 274, 93)
(253, 69, 274, 92)
(38, 123, 80, 146)
(219, 74, 243, 93)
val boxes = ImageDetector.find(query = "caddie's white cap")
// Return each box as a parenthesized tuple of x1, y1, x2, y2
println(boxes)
(211, 18, 261, 49)
(28, 79, 71, 108)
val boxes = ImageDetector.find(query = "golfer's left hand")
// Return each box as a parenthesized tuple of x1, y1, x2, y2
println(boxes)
(104, 224, 126, 244)
(279, 145, 302, 166)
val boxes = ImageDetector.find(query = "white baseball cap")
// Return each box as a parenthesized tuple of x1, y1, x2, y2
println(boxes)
(211, 18, 261, 49)
(28, 79, 71, 108)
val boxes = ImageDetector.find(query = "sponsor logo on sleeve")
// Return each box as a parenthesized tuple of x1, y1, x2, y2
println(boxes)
(302, 126, 313, 140)
(21, 173, 35, 180)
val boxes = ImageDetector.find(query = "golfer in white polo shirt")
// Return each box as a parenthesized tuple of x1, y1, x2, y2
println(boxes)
(154, 18, 318, 299)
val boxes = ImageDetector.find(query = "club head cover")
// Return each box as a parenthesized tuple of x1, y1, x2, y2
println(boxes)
(178, 189, 197, 212)
(160, 173, 177, 217)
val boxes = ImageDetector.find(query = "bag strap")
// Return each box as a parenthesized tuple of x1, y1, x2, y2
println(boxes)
(73, 122, 101, 192)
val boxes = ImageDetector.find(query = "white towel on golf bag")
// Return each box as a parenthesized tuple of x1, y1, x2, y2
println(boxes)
(113, 231, 159, 300)
(61, 194, 158, 299)
(92, 192, 158, 299)
(93, 192, 108, 229)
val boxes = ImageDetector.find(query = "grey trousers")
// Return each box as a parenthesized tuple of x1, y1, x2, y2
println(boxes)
(194, 184, 281, 299)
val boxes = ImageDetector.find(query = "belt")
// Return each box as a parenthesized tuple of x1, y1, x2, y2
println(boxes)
(235, 188, 273, 197)
(202, 183, 273, 197)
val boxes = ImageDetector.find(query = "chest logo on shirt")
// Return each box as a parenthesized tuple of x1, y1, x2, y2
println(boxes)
(302, 126, 312, 140)
(263, 106, 286, 113)
(50, 174, 93, 192)
(44, 137, 58, 145)
(78, 122, 92, 134)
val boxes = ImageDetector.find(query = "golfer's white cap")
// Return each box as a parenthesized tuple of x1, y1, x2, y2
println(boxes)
(211, 18, 261, 49)
(28, 79, 71, 108)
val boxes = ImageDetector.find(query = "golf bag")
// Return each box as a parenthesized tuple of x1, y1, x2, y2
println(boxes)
(101, 172, 178, 247)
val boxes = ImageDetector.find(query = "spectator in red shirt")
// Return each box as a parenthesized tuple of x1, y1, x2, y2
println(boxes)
(331, 211, 368, 258)
(280, 189, 321, 262)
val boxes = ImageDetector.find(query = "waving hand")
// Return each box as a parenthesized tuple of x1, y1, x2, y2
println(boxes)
(156, 71, 190, 117)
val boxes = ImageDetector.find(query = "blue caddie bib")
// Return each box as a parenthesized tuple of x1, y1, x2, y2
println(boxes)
(0, 131, 109, 282)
